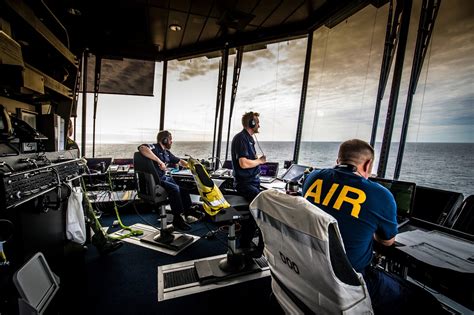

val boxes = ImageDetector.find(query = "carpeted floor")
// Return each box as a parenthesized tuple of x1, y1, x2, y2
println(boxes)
(60, 208, 276, 315)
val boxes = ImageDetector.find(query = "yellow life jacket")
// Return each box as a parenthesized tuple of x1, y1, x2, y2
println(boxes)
(187, 158, 230, 216)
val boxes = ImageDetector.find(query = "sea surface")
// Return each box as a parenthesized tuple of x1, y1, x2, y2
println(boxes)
(86, 142, 473, 197)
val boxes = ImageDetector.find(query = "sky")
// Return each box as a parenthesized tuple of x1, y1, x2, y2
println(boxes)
(76, 0, 473, 144)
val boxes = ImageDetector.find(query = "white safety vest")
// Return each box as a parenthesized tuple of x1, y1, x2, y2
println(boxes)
(250, 189, 373, 315)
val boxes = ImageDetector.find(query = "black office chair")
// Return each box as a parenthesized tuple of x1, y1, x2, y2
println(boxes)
(187, 158, 263, 280)
(133, 152, 193, 251)
(452, 195, 474, 235)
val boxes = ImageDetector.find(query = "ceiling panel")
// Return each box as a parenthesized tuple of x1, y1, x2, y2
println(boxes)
(249, 0, 283, 27)
(199, 17, 221, 42)
(35, 0, 384, 60)
(149, 7, 168, 51)
(182, 14, 206, 46)
(166, 10, 187, 50)
(262, 0, 306, 27)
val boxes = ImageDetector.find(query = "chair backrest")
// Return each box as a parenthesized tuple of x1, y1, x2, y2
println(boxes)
(452, 195, 474, 235)
(250, 190, 373, 315)
(133, 152, 167, 204)
(187, 157, 230, 216)
(13, 252, 59, 315)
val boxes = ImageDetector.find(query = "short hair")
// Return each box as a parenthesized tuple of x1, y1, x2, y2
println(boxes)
(157, 130, 171, 143)
(338, 139, 374, 166)
(241, 111, 259, 128)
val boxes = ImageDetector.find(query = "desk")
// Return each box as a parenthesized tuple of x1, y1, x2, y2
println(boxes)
(384, 220, 474, 310)
(260, 178, 287, 191)
(83, 170, 136, 191)
(88, 190, 137, 203)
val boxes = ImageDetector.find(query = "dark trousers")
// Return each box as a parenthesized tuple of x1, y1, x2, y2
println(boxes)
(160, 176, 192, 216)
(362, 266, 445, 314)
(235, 182, 261, 248)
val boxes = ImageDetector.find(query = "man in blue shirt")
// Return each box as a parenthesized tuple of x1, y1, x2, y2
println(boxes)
(139, 130, 202, 231)
(303, 139, 442, 314)
(231, 111, 266, 252)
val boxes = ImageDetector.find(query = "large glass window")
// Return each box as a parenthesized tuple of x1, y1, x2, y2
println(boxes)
(164, 57, 220, 159)
(301, 5, 388, 169)
(75, 62, 162, 158)
(394, 0, 474, 196)
(223, 38, 307, 167)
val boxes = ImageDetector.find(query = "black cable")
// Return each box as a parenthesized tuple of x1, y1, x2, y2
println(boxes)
(131, 197, 163, 232)
(0, 161, 14, 172)
(254, 134, 265, 157)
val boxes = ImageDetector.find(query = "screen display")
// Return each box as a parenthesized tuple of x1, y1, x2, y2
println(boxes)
(222, 160, 232, 169)
(370, 178, 416, 217)
(260, 162, 279, 177)
(282, 164, 309, 182)
(86, 157, 113, 173)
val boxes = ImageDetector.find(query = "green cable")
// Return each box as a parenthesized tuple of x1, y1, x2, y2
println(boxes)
(81, 177, 142, 241)
(106, 172, 143, 238)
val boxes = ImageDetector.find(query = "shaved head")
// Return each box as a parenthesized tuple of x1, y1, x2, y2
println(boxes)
(338, 139, 374, 166)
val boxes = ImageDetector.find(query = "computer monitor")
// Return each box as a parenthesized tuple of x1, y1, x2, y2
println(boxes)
(112, 158, 133, 166)
(222, 160, 232, 169)
(260, 162, 279, 177)
(280, 164, 309, 182)
(86, 157, 113, 173)
(370, 177, 416, 219)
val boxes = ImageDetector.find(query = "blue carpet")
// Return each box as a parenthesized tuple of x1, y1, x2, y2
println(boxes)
(71, 211, 275, 315)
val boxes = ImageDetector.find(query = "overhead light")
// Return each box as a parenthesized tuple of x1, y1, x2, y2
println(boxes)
(169, 24, 182, 32)
(67, 8, 82, 16)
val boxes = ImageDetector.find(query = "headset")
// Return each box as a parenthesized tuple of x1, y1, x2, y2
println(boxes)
(335, 164, 357, 172)
(159, 131, 170, 145)
(248, 116, 256, 128)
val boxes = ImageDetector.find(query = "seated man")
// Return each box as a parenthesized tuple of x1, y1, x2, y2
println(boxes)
(302, 139, 443, 314)
(138, 130, 203, 231)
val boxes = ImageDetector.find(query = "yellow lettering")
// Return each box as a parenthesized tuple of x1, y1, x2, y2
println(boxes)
(304, 179, 323, 204)
(333, 186, 366, 218)
(322, 183, 339, 206)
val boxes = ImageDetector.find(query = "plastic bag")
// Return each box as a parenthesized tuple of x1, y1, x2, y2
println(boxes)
(66, 186, 86, 244)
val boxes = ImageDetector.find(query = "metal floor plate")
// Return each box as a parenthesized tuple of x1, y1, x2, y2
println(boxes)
(109, 223, 199, 256)
(157, 254, 270, 301)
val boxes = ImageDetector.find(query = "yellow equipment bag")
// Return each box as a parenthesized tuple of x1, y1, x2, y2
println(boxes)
(187, 157, 230, 216)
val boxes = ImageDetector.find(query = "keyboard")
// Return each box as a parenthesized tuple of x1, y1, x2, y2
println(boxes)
(260, 176, 276, 183)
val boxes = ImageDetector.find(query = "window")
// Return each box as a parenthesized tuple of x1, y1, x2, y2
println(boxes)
(224, 38, 307, 167)
(300, 5, 388, 169)
(75, 62, 162, 158)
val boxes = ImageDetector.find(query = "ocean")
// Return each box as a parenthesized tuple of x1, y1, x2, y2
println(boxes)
(86, 142, 473, 197)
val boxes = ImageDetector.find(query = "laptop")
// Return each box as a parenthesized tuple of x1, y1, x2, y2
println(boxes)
(212, 160, 233, 177)
(262, 163, 310, 190)
(370, 177, 416, 228)
(259, 162, 279, 183)
(279, 164, 309, 182)
(86, 157, 113, 173)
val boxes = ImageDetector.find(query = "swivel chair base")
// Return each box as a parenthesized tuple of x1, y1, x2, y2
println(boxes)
(140, 229, 193, 251)
(218, 251, 246, 272)
(194, 252, 261, 285)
